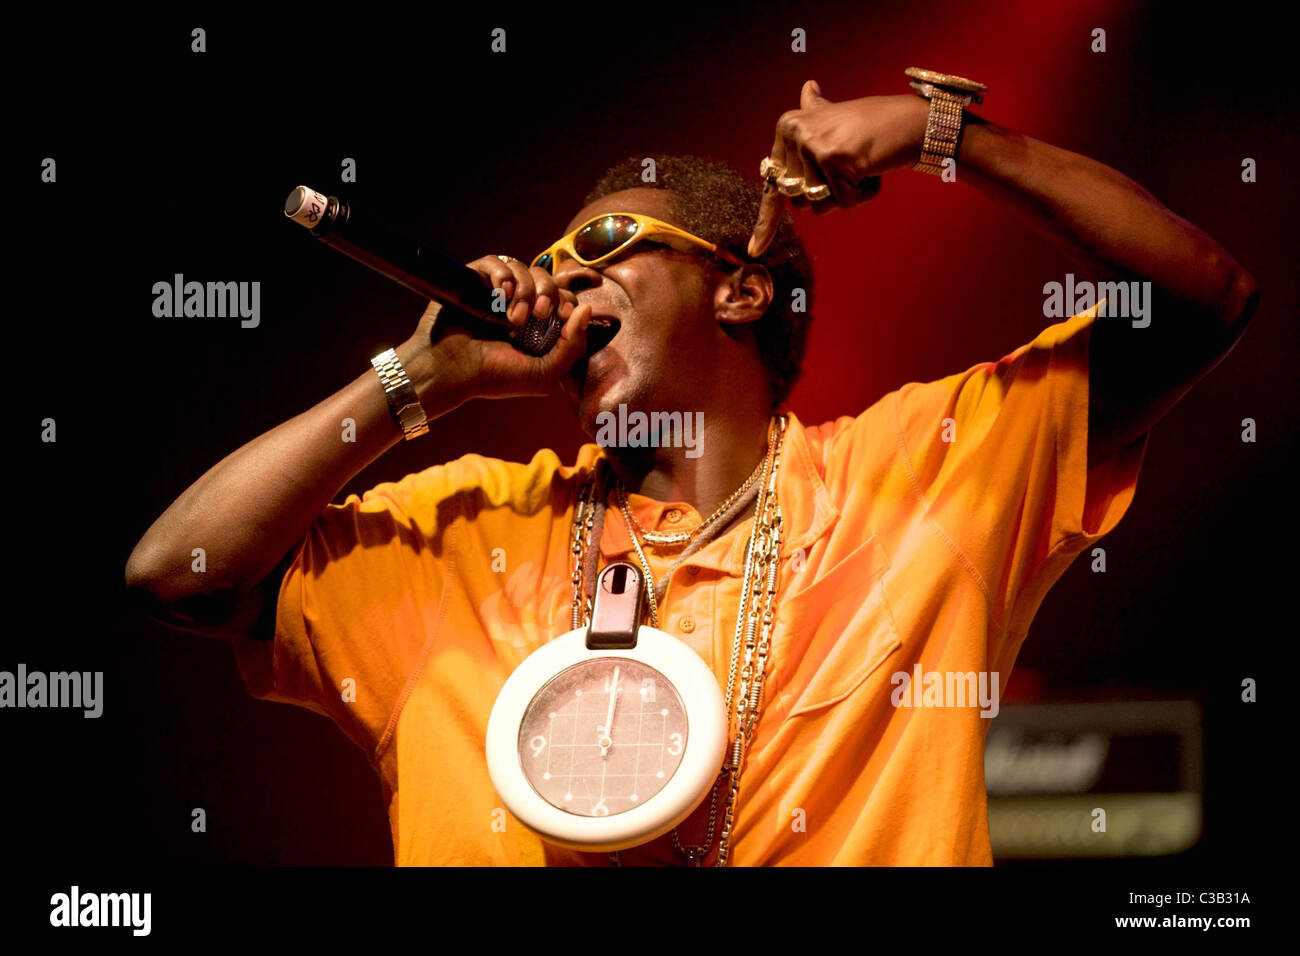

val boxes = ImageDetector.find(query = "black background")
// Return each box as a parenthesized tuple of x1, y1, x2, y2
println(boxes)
(5, 0, 1292, 925)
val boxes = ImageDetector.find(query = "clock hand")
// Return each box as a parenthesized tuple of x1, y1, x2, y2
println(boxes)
(598, 665, 620, 758)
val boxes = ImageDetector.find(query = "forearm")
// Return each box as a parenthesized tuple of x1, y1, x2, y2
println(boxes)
(125, 336, 461, 606)
(956, 117, 1256, 321)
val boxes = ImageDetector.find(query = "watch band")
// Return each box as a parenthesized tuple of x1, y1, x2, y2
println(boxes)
(370, 347, 429, 440)
(905, 68, 988, 176)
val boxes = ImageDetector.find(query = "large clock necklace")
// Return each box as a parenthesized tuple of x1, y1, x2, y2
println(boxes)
(485, 414, 788, 866)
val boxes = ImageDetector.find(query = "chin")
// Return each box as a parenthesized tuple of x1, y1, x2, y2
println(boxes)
(571, 376, 636, 440)
(568, 383, 613, 439)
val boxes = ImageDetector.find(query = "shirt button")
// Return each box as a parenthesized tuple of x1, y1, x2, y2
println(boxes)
(665, 508, 682, 523)
(679, 615, 696, 632)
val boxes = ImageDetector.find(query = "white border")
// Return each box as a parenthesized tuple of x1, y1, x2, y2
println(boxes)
(486, 625, 727, 852)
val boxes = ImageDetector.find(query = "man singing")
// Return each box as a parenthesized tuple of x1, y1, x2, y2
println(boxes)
(125, 74, 1258, 865)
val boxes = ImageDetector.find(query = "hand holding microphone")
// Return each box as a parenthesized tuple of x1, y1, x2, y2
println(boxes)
(285, 185, 592, 403)
(412, 265, 592, 404)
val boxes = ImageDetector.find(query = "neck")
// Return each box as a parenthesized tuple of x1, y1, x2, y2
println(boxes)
(604, 407, 774, 521)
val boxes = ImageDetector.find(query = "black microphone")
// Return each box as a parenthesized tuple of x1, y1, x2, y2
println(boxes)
(283, 185, 562, 356)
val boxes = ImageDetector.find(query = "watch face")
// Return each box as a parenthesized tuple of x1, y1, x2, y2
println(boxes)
(905, 67, 986, 93)
(518, 658, 687, 817)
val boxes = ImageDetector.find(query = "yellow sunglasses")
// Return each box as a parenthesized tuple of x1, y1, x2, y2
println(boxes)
(530, 212, 746, 274)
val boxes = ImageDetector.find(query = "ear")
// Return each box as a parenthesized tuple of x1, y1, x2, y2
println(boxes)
(714, 263, 773, 327)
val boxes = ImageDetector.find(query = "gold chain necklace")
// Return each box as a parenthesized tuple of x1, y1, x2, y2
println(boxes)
(623, 453, 768, 547)
(614, 479, 760, 629)
(567, 414, 789, 866)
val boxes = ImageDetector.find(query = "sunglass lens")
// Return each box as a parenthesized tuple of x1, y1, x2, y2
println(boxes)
(573, 215, 640, 262)
(533, 252, 554, 274)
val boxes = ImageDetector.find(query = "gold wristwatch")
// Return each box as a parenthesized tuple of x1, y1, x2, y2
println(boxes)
(371, 347, 429, 440)
(905, 67, 987, 176)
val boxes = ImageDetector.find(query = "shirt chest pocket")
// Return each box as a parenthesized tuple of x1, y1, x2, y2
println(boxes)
(768, 534, 902, 719)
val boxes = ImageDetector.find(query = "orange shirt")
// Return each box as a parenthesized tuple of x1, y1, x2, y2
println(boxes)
(232, 304, 1148, 865)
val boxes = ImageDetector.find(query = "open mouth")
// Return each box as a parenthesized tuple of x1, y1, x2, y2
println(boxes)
(566, 316, 621, 395)
(583, 316, 621, 358)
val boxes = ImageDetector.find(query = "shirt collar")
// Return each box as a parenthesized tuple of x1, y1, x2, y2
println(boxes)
(583, 410, 838, 576)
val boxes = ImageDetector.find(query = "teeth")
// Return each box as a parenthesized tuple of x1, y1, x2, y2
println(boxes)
(583, 318, 619, 359)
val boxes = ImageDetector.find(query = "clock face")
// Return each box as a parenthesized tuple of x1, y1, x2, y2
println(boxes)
(517, 658, 687, 817)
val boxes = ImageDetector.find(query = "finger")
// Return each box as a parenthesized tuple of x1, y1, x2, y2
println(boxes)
(749, 179, 787, 259)
(792, 139, 832, 211)
(541, 302, 591, 378)
(555, 288, 578, 320)
(469, 255, 520, 315)
(528, 265, 560, 321)
(749, 125, 791, 257)
(794, 79, 835, 209)
(774, 112, 808, 201)
(500, 258, 535, 327)
(845, 175, 883, 206)
(800, 78, 831, 110)
(550, 270, 580, 313)
(810, 155, 853, 209)
(816, 150, 883, 210)
(780, 126, 812, 211)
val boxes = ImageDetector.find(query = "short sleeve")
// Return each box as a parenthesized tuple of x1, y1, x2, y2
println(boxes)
(819, 304, 1148, 638)
(230, 470, 451, 759)
(902, 305, 1148, 633)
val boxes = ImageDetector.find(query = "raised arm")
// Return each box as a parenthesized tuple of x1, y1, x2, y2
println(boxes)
(747, 80, 1259, 464)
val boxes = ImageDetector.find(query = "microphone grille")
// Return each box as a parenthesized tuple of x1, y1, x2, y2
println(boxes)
(515, 315, 563, 356)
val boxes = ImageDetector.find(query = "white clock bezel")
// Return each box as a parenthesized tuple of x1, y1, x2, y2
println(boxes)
(486, 624, 727, 853)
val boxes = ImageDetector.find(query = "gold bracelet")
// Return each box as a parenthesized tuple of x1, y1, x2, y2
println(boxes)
(905, 68, 988, 176)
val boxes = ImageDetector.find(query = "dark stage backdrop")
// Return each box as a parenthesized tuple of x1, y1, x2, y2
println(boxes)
(8, 2, 1293, 870)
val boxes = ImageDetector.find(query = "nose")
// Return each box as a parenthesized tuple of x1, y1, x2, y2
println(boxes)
(553, 259, 602, 295)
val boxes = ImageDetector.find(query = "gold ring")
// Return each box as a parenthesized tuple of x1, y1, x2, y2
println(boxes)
(759, 157, 785, 182)
(776, 175, 805, 196)
(802, 184, 831, 202)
